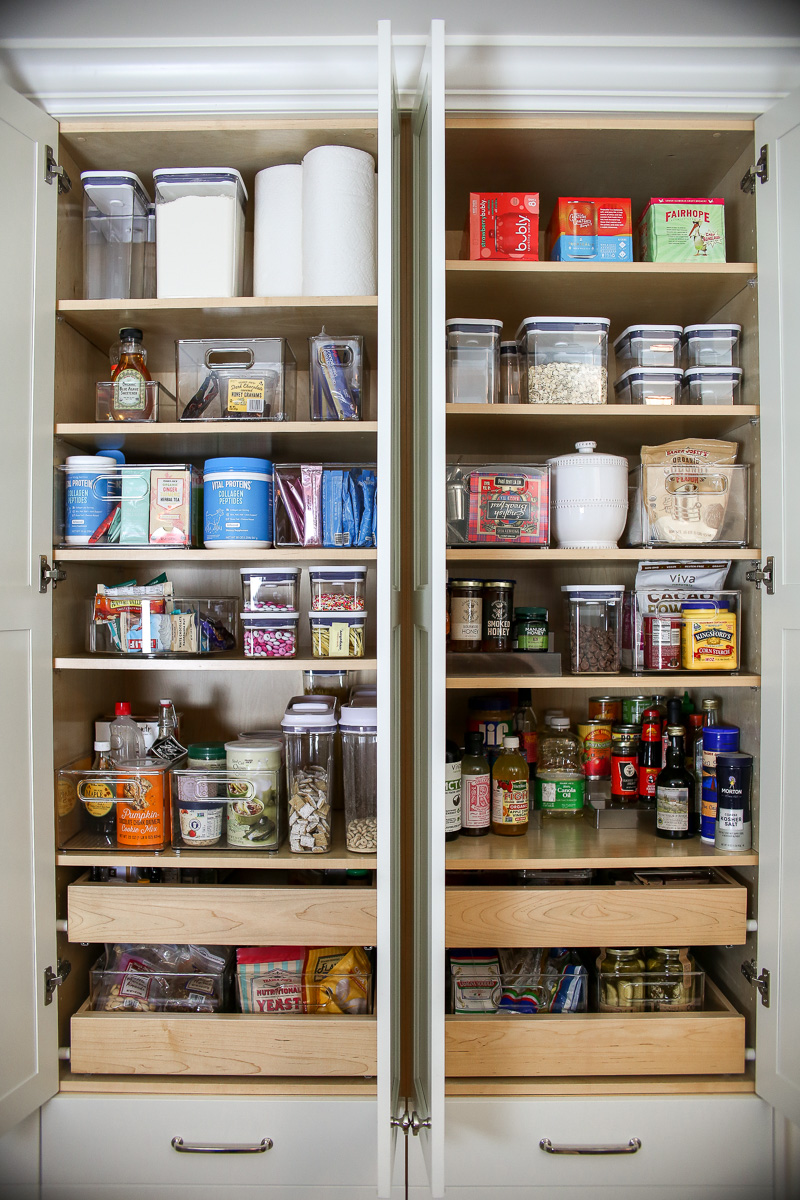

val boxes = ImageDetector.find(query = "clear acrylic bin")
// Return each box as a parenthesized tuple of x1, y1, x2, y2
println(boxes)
(153, 167, 247, 298)
(274, 464, 377, 549)
(176, 337, 295, 420)
(89, 951, 231, 1012)
(613, 368, 683, 406)
(625, 463, 750, 547)
(171, 769, 281, 849)
(96, 380, 176, 422)
(450, 964, 588, 1014)
(446, 463, 550, 546)
(309, 565, 367, 611)
(310, 610, 367, 658)
(446, 319, 503, 404)
(516, 316, 609, 405)
(81, 171, 151, 300)
(613, 324, 682, 369)
(683, 323, 741, 368)
(625, 588, 742, 674)
(88, 597, 237, 656)
(597, 967, 705, 1012)
(308, 334, 366, 420)
(563, 584, 625, 674)
(682, 367, 743, 406)
(56, 757, 174, 852)
(241, 611, 299, 658)
(240, 566, 300, 612)
(340, 704, 377, 853)
(58, 461, 202, 548)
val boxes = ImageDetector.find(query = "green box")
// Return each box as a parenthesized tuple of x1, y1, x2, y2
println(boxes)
(637, 198, 726, 263)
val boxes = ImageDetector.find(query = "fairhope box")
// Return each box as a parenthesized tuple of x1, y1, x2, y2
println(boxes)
(637, 198, 727, 263)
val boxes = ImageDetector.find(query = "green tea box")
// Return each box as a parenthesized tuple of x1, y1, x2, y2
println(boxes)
(637, 198, 726, 263)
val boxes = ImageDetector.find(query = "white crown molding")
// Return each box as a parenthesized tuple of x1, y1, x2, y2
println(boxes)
(0, 34, 797, 119)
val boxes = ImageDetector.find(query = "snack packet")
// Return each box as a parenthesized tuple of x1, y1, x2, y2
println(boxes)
(305, 946, 372, 1014)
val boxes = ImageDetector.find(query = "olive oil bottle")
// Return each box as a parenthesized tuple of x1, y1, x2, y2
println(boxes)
(490, 735, 529, 837)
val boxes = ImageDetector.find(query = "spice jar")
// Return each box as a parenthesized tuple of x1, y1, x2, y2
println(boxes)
(482, 580, 515, 651)
(646, 947, 700, 1011)
(513, 607, 549, 652)
(340, 705, 377, 853)
(563, 584, 624, 674)
(597, 948, 646, 1011)
(449, 579, 483, 652)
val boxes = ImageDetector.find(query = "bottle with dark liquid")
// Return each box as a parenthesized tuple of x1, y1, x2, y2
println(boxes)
(110, 327, 153, 420)
(150, 698, 186, 762)
(445, 740, 462, 841)
(656, 725, 695, 840)
(638, 708, 662, 805)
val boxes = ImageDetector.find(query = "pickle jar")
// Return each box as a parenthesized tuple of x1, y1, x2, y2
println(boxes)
(646, 947, 699, 1011)
(482, 580, 515, 652)
(448, 579, 483, 652)
(597, 947, 646, 1011)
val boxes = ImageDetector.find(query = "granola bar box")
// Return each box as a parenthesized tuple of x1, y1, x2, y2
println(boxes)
(637, 198, 727, 263)
(467, 466, 550, 546)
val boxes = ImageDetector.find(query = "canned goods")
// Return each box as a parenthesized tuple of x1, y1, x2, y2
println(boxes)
(622, 695, 655, 725)
(577, 720, 612, 779)
(611, 737, 639, 803)
(588, 695, 622, 723)
(644, 615, 681, 670)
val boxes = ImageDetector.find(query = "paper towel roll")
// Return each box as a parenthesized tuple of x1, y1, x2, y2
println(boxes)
(302, 146, 376, 296)
(254, 165, 303, 296)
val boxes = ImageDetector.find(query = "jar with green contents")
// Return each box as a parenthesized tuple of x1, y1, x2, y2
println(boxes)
(597, 948, 647, 1011)
(513, 607, 549, 652)
(646, 947, 700, 1011)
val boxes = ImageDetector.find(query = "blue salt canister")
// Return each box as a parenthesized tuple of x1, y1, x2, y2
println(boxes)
(701, 725, 739, 843)
(203, 457, 273, 548)
(64, 454, 119, 545)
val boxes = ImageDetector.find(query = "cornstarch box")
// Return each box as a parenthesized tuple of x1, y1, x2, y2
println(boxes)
(547, 197, 632, 262)
(467, 193, 540, 260)
(637, 198, 726, 263)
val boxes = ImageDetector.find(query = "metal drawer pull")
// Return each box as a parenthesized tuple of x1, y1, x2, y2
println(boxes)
(171, 1136, 273, 1155)
(540, 1137, 641, 1156)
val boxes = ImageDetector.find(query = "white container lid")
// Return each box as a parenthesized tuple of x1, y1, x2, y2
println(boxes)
(153, 167, 248, 202)
(500, 341, 518, 351)
(308, 610, 367, 621)
(281, 696, 338, 730)
(81, 171, 152, 213)
(547, 441, 627, 468)
(516, 316, 610, 339)
(561, 584, 625, 595)
(225, 737, 282, 751)
(683, 323, 741, 336)
(307, 565, 368, 579)
(550, 717, 571, 730)
(683, 366, 743, 380)
(340, 704, 378, 729)
(240, 610, 300, 622)
(614, 367, 684, 385)
(613, 324, 682, 349)
(445, 318, 503, 330)
(240, 566, 300, 578)
(65, 455, 118, 468)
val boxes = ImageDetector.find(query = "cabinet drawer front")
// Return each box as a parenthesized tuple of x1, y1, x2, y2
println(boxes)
(445, 1096, 772, 1190)
(42, 1095, 377, 1188)
(445, 880, 747, 946)
(70, 1006, 377, 1076)
(67, 883, 377, 945)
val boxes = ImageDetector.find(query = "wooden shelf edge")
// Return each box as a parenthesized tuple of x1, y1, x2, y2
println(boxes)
(56, 421, 378, 436)
(55, 548, 378, 563)
(446, 547, 760, 562)
(446, 403, 759, 418)
(445, 1075, 755, 1096)
(54, 656, 378, 672)
(445, 260, 757, 276)
(446, 674, 760, 690)
(58, 296, 378, 314)
(59, 1072, 379, 1096)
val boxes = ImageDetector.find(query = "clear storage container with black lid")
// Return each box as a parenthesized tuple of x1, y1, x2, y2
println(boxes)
(81, 171, 151, 300)
(516, 317, 609, 405)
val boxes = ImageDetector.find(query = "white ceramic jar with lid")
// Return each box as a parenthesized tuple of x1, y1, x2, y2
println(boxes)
(548, 441, 629, 548)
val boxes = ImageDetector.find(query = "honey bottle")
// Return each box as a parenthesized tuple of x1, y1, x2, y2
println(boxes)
(110, 327, 152, 420)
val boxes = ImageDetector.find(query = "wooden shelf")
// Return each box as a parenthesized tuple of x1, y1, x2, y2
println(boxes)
(55, 548, 377, 564)
(57, 297, 379, 366)
(444, 825, 758, 870)
(55, 655, 377, 672)
(56, 421, 378, 462)
(447, 546, 760, 563)
(60, 1071, 378, 1096)
(446, 404, 759, 457)
(446, 672, 759, 690)
(445, 1075, 755, 1097)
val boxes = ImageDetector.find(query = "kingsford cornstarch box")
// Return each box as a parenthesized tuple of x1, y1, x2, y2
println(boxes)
(637, 198, 727, 263)
(547, 197, 633, 262)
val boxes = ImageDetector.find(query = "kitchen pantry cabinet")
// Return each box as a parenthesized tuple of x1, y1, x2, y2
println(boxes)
(410, 20, 800, 1199)
(0, 24, 408, 1200)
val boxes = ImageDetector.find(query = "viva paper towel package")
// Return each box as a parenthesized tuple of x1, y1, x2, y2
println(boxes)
(637, 198, 727, 263)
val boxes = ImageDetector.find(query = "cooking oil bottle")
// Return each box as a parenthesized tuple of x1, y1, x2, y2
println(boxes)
(535, 717, 585, 819)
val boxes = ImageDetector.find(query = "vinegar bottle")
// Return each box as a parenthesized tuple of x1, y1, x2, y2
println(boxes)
(490, 736, 529, 837)
(656, 726, 695, 840)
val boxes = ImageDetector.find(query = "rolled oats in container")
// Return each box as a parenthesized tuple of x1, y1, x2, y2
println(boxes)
(516, 317, 609, 405)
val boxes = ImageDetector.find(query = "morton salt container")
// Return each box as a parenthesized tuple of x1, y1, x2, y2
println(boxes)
(548, 441, 628, 548)
(203, 457, 273, 549)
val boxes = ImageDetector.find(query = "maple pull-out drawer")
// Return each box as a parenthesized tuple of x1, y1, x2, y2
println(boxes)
(67, 877, 377, 945)
(445, 979, 744, 1077)
(445, 869, 747, 947)
(70, 1001, 377, 1075)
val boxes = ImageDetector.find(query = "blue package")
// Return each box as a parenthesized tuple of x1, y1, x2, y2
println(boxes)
(357, 470, 376, 548)
(348, 472, 362, 545)
(322, 469, 344, 547)
(341, 473, 356, 548)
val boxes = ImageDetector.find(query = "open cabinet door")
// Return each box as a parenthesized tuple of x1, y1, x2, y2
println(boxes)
(375, 19, 405, 1200)
(410, 19, 446, 1200)
(0, 81, 59, 1134)
(753, 85, 800, 1128)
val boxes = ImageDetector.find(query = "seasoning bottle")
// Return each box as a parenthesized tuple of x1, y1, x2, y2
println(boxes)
(110, 327, 153, 420)
(491, 735, 529, 837)
(638, 708, 662, 805)
(84, 740, 116, 844)
(461, 731, 490, 837)
(535, 718, 585, 820)
(151, 698, 187, 762)
(514, 689, 538, 778)
(481, 580, 515, 651)
(445, 741, 462, 841)
(661, 697, 682, 768)
(655, 725, 695, 840)
(611, 732, 640, 805)
(448, 579, 483, 652)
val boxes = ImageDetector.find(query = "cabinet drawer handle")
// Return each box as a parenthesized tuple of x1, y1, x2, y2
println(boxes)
(540, 1137, 641, 1156)
(171, 1136, 273, 1155)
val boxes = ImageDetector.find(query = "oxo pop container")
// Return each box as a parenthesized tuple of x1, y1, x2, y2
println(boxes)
(682, 367, 743, 406)
(308, 565, 367, 611)
(240, 566, 300, 612)
(340, 704, 378, 853)
(516, 317, 609, 405)
(81, 171, 151, 300)
(241, 611, 299, 658)
(282, 696, 338, 854)
(614, 368, 683, 406)
(446, 319, 503, 404)
(613, 325, 682, 370)
(153, 168, 247, 298)
(563, 584, 625, 675)
(683, 324, 741, 368)
(310, 610, 367, 658)
(176, 337, 295, 420)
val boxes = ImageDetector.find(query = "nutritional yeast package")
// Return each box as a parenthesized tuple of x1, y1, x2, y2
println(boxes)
(637, 198, 727, 263)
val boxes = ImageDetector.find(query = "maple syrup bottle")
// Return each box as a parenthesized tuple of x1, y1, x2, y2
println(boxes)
(110, 327, 153, 420)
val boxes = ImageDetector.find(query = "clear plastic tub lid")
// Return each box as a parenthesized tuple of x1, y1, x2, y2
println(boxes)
(81, 171, 152, 211)
(614, 367, 684, 385)
(153, 167, 248, 202)
(516, 316, 610, 338)
(562, 584, 625, 596)
(339, 704, 378, 729)
(683, 366, 743, 380)
(239, 566, 300, 578)
(241, 610, 300, 622)
(445, 318, 503, 330)
(613, 324, 682, 349)
(682, 323, 741, 337)
(500, 341, 518, 352)
(281, 695, 338, 729)
(307, 565, 368, 580)
(309, 610, 367, 622)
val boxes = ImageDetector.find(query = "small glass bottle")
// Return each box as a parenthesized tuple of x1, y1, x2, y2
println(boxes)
(445, 740, 462, 841)
(110, 326, 153, 420)
(490, 735, 529, 837)
(460, 731, 490, 837)
(535, 718, 585, 820)
(656, 725, 695, 840)
(512, 607, 549, 652)
(638, 708, 662, 805)
(694, 698, 721, 830)
(514, 689, 539, 779)
(150, 698, 186, 762)
(84, 740, 116, 845)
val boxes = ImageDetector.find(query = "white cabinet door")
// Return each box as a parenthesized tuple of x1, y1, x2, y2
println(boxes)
(0, 81, 58, 1136)
(753, 84, 800, 1131)
(410, 19, 446, 1200)
(375, 17, 404, 1199)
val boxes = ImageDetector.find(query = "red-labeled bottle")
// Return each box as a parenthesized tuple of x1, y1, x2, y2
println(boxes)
(638, 707, 662, 805)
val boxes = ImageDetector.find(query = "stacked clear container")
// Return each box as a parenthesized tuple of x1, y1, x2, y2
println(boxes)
(175, 338, 295, 420)
(153, 168, 247, 298)
(446, 319, 503, 403)
(613, 325, 682, 369)
(281, 697, 338, 853)
(682, 324, 741, 368)
(81, 171, 151, 300)
(340, 704, 378, 853)
(309, 566, 367, 611)
(563, 584, 625, 674)
(516, 317, 610, 405)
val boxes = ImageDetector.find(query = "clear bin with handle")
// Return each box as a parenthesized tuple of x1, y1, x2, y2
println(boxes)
(340, 704, 377, 853)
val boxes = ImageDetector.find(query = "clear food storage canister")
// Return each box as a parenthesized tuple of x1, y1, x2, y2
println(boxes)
(310, 610, 367, 658)
(240, 566, 300, 612)
(225, 738, 283, 850)
(340, 704, 377, 853)
(613, 325, 682, 370)
(682, 367, 743, 406)
(499, 341, 521, 403)
(682, 323, 741, 368)
(241, 611, 299, 658)
(175, 337, 295, 420)
(613, 367, 683, 406)
(446, 318, 503, 404)
(153, 168, 247, 298)
(309, 565, 367, 611)
(281, 696, 338, 854)
(81, 171, 151, 300)
(562, 584, 625, 675)
(516, 317, 610, 405)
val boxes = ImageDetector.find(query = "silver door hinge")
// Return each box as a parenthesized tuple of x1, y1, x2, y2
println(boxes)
(40, 556, 67, 593)
(44, 959, 71, 1005)
(741, 959, 770, 1008)
(45, 146, 71, 194)
(741, 144, 769, 193)
(746, 556, 774, 595)
(391, 1108, 431, 1136)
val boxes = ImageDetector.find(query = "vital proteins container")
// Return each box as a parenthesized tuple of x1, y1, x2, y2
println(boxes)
(340, 704, 378, 853)
(64, 455, 119, 545)
(203, 457, 273, 548)
(282, 696, 338, 854)
(225, 738, 283, 850)
(153, 168, 247, 298)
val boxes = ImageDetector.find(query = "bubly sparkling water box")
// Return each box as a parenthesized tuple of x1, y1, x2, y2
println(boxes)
(637, 198, 727, 263)
(468, 193, 540, 260)
(547, 196, 633, 262)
